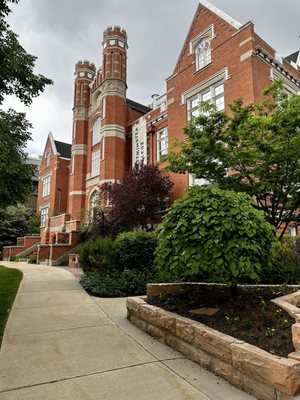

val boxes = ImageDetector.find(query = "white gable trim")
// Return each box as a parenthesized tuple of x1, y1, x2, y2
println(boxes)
(199, 1, 242, 30)
(48, 132, 58, 156)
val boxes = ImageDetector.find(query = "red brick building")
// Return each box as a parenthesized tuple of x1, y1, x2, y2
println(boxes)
(5, 0, 300, 264)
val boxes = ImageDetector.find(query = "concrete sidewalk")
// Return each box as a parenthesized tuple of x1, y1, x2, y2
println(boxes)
(0, 262, 254, 399)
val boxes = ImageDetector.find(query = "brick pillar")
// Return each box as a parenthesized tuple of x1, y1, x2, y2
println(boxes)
(68, 60, 96, 220)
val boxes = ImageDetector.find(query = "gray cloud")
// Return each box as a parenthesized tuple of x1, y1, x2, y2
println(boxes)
(3, 0, 300, 156)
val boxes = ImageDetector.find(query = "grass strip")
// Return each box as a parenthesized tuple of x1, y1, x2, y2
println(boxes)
(0, 266, 23, 347)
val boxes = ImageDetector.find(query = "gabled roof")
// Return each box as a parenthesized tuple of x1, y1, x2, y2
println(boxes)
(44, 132, 71, 159)
(126, 98, 152, 114)
(172, 1, 242, 76)
(54, 140, 71, 159)
(285, 51, 300, 65)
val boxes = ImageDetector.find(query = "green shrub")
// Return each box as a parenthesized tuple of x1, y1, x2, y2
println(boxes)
(260, 240, 300, 284)
(155, 185, 278, 291)
(28, 255, 37, 264)
(57, 254, 69, 267)
(80, 269, 162, 297)
(78, 237, 116, 273)
(114, 230, 157, 271)
(9, 256, 16, 261)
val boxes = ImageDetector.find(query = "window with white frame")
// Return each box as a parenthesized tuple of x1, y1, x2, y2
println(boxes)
(196, 39, 211, 71)
(40, 207, 49, 227)
(92, 117, 101, 145)
(187, 81, 224, 119)
(89, 190, 99, 220)
(91, 150, 100, 177)
(42, 175, 51, 197)
(157, 128, 168, 161)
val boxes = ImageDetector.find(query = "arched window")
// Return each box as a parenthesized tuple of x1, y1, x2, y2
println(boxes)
(89, 190, 99, 220)
(92, 117, 101, 145)
(196, 39, 211, 71)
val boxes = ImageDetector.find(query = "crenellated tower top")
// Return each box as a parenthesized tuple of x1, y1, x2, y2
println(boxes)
(101, 25, 128, 83)
(73, 60, 96, 107)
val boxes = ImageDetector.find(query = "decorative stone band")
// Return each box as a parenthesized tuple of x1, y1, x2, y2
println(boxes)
(254, 46, 300, 90)
(85, 175, 100, 187)
(101, 124, 126, 141)
(69, 191, 86, 196)
(73, 106, 88, 121)
(99, 79, 126, 97)
(71, 144, 88, 155)
(127, 288, 300, 400)
(89, 79, 126, 117)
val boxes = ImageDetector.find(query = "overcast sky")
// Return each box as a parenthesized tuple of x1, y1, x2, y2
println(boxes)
(3, 0, 300, 157)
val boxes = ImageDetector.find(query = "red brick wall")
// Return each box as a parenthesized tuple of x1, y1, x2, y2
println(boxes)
(37, 137, 70, 220)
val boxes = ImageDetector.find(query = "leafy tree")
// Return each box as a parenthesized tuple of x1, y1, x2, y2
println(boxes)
(80, 207, 120, 240)
(163, 81, 300, 238)
(0, 204, 36, 248)
(0, 110, 35, 206)
(0, 0, 52, 209)
(155, 185, 278, 298)
(100, 162, 173, 230)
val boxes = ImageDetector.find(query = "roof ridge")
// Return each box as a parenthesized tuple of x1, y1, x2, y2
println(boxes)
(199, 0, 242, 30)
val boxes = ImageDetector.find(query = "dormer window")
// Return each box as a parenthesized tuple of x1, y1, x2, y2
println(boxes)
(196, 39, 211, 71)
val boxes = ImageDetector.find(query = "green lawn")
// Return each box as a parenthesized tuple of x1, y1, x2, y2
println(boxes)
(0, 266, 23, 347)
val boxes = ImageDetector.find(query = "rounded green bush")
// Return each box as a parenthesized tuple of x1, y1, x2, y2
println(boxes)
(155, 185, 278, 287)
(78, 237, 116, 273)
(28, 255, 37, 264)
(114, 230, 157, 271)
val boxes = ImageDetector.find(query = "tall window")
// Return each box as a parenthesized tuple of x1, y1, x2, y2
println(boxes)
(92, 117, 101, 145)
(40, 207, 49, 227)
(187, 81, 224, 119)
(196, 39, 211, 71)
(157, 128, 168, 161)
(42, 175, 51, 197)
(45, 151, 50, 167)
(91, 150, 100, 177)
(89, 190, 99, 219)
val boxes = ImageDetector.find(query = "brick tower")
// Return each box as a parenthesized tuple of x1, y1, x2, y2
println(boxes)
(85, 26, 128, 211)
(68, 60, 96, 219)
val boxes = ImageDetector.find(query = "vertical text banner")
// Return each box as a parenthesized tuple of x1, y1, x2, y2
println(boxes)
(132, 117, 147, 165)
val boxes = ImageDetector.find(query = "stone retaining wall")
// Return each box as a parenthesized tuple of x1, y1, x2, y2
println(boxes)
(127, 295, 300, 400)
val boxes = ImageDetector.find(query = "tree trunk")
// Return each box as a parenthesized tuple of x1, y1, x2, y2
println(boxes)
(230, 284, 239, 300)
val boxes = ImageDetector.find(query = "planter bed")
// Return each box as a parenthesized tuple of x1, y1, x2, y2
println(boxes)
(127, 283, 300, 400)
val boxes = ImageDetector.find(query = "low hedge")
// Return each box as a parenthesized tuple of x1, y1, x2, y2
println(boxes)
(80, 269, 162, 297)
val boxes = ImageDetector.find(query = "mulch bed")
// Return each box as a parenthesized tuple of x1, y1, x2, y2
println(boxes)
(147, 285, 297, 358)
